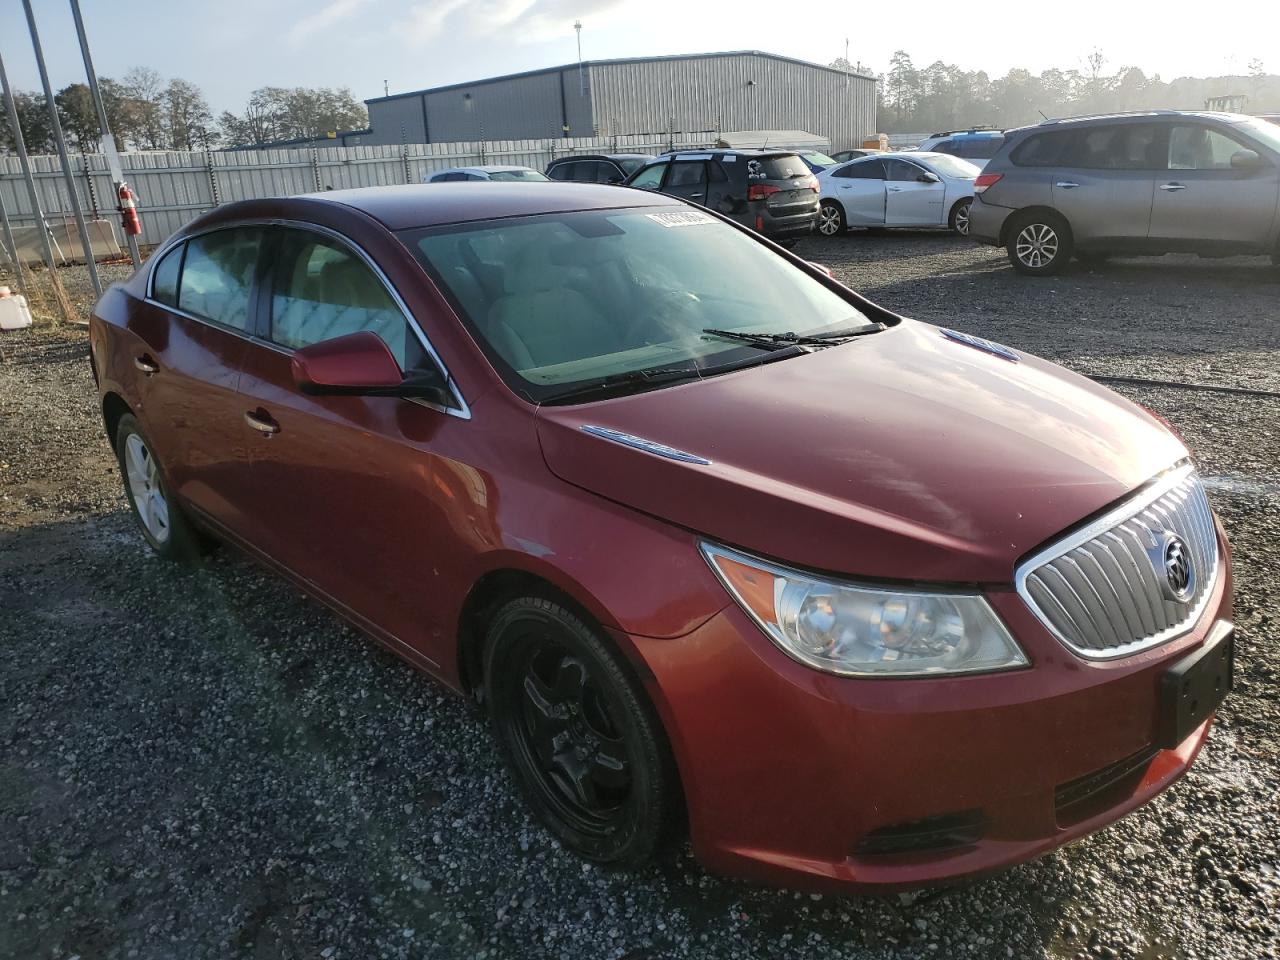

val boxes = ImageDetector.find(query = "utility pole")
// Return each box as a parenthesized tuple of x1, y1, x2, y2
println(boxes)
(69, 0, 140, 267)
(574, 21, 584, 97)
(0, 50, 75, 324)
(22, 0, 102, 299)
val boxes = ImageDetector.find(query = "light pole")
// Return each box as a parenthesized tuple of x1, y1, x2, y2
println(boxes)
(574, 21, 584, 97)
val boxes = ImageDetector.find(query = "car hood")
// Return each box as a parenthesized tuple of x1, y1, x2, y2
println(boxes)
(534, 320, 1187, 584)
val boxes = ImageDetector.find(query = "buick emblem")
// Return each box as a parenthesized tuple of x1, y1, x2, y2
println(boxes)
(1160, 533, 1194, 601)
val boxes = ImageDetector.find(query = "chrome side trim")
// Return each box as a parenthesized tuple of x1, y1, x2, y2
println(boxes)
(580, 425, 711, 465)
(144, 217, 471, 420)
(1014, 463, 1220, 660)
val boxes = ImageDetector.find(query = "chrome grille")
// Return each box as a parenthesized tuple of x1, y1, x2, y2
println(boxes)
(1016, 465, 1219, 659)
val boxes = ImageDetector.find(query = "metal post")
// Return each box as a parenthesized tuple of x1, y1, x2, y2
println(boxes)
(0, 190, 31, 293)
(574, 21, 584, 97)
(69, 0, 140, 267)
(0, 50, 74, 324)
(22, 0, 102, 297)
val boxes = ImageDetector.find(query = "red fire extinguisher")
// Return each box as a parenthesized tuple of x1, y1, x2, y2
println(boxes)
(118, 182, 142, 237)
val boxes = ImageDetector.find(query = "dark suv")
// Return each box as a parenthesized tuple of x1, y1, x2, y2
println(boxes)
(623, 149, 819, 245)
(545, 154, 654, 185)
(969, 110, 1280, 274)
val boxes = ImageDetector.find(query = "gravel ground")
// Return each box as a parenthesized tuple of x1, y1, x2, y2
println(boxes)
(2, 237, 1278, 960)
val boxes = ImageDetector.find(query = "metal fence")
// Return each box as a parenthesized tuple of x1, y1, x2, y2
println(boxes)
(0, 132, 718, 250)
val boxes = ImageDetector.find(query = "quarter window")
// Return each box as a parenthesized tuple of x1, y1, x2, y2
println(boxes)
(1168, 125, 1251, 170)
(176, 228, 262, 331)
(150, 243, 183, 307)
(269, 229, 415, 368)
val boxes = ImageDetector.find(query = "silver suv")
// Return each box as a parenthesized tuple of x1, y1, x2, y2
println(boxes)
(968, 111, 1280, 275)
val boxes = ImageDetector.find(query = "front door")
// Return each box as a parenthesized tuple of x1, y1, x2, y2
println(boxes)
(1148, 122, 1280, 251)
(884, 159, 946, 226)
(234, 226, 468, 666)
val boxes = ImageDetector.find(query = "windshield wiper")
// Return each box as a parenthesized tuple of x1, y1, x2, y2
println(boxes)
(701, 328, 828, 348)
(803, 321, 886, 340)
(540, 366, 704, 405)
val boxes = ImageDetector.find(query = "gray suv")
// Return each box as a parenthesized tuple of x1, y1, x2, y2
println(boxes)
(969, 111, 1280, 274)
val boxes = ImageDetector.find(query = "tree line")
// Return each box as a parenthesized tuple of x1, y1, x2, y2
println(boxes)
(834, 51, 1279, 134)
(1, 67, 368, 154)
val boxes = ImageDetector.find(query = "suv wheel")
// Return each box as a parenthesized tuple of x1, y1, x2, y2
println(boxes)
(817, 201, 845, 237)
(1006, 211, 1073, 275)
(949, 199, 972, 236)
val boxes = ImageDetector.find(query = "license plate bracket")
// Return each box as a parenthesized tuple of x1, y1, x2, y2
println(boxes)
(1157, 624, 1233, 749)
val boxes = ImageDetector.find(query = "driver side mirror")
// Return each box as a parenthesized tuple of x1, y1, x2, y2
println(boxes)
(291, 331, 451, 406)
(1230, 149, 1266, 170)
(917, 171, 941, 184)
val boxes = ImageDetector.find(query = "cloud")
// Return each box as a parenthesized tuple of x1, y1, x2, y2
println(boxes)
(401, 0, 624, 47)
(288, 0, 372, 45)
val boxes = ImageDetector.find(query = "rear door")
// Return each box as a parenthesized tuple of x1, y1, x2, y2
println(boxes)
(884, 158, 946, 225)
(1049, 123, 1161, 246)
(1148, 122, 1280, 250)
(663, 158, 710, 206)
(829, 158, 887, 224)
(128, 227, 266, 538)
(233, 225, 466, 666)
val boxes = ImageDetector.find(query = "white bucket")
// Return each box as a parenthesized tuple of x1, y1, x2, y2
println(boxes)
(0, 294, 33, 330)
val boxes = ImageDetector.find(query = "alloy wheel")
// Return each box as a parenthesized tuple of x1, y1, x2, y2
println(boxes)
(511, 639, 633, 836)
(954, 201, 971, 236)
(817, 204, 843, 237)
(124, 433, 170, 543)
(1015, 223, 1059, 268)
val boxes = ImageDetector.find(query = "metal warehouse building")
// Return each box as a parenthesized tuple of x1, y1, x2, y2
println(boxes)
(362, 50, 877, 151)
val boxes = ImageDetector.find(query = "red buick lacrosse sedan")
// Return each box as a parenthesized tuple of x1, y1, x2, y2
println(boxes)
(89, 183, 1233, 891)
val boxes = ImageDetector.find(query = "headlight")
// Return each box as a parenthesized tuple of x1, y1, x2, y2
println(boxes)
(701, 542, 1028, 678)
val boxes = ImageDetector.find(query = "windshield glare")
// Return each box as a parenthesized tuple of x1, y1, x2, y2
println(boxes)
(802, 151, 837, 166)
(617, 157, 648, 175)
(404, 208, 874, 400)
(489, 169, 549, 181)
(922, 154, 982, 179)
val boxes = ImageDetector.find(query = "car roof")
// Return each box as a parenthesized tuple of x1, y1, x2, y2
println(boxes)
(287, 182, 678, 230)
(432, 165, 537, 175)
(548, 153, 654, 163)
(1004, 109, 1254, 136)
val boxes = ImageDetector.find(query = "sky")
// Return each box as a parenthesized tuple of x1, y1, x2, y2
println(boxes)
(1, 0, 1275, 116)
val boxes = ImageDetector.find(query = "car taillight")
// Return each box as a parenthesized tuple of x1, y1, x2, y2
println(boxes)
(973, 173, 1003, 195)
(748, 183, 782, 201)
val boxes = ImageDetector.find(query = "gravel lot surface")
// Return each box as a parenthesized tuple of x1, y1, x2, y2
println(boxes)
(2, 237, 1278, 960)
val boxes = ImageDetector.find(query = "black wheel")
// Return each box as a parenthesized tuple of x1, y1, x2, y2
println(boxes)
(113, 413, 207, 561)
(484, 596, 676, 866)
(949, 198, 972, 236)
(1005, 211, 1073, 275)
(817, 200, 845, 237)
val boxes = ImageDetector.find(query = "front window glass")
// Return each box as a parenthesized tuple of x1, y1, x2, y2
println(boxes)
(269, 229, 417, 368)
(885, 159, 928, 182)
(402, 207, 876, 401)
(488, 169, 549, 181)
(1168, 125, 1251, 170)
(628, 162, 667, 189)
(177, 228, 261, 331)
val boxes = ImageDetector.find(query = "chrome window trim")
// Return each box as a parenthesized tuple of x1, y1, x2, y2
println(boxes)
(143, 217, 471, 420)
(1014, 462, 1220, 660)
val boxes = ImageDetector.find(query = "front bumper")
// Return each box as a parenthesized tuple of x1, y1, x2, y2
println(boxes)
(624, 531, 1233, 892)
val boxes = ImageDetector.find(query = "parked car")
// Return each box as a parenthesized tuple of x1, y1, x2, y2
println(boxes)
(913, 129, 1005, 170)
(1257, 113, 1280, 126)
(831, 148, 884, 163)
(91, 182, 1233, 893)
(968, 110, 1280, 274)
(424, 165, 549, 183)
(624, 149, 818, 246)
(795, 150, 840, 173)
(546, 154, 654, 184)
(816, 152, 980, 236)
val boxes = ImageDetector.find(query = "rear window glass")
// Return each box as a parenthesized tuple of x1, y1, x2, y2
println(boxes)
(958, 137, 1002, 159)
(748, 155, 809, 180)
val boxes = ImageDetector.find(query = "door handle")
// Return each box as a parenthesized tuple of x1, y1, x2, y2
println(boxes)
(134, 354, 159, 374)
(1160, 183, 1188, 191)
(1055, 181, 1080, 189)
(244, 409, 280, 436)
(887, 186, 902, 192)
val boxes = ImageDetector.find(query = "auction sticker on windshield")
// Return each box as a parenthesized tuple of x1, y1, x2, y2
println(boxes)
(647, 211, 717, 228)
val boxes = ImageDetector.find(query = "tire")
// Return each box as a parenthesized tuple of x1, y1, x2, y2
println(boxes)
(817, 200, 845, 238)
(949, 198, 972, 236)
(483, 596, 676, 866)
(1005, 211, 1073, 275)
(113, 413, 207, 561)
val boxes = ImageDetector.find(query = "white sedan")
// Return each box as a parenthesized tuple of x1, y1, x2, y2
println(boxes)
(815, 152, 980, 237)
(423, 165, 549, 183)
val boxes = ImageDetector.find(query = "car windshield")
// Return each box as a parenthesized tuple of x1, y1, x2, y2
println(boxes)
(488, 169, 549, 181)
(1235, 117, 1280, 154)
(401, 206, 878, 402)
(922, 155, 982, 179)
(617, 157, 648, 175)
(801, 151, 837, 166)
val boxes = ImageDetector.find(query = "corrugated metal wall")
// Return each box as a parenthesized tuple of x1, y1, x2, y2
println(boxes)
(590, 54, 876, 150)
(0, 133, 716, 251)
